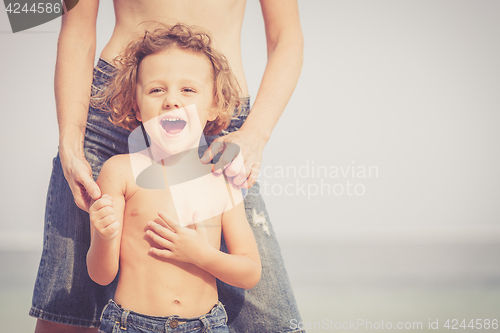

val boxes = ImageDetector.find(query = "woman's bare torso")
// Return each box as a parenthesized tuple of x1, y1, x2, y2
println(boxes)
(101, 0, 249, 95)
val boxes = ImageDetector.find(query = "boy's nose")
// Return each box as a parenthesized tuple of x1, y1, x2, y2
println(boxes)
(163, 94, 182, 109)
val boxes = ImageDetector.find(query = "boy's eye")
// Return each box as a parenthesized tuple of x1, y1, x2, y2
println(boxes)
(149, 88, 163, 94)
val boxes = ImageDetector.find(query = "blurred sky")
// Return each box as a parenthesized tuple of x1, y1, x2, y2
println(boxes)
(1, 0, 500, 251)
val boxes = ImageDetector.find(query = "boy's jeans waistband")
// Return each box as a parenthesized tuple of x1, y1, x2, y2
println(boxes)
(100, 299, 228, 332)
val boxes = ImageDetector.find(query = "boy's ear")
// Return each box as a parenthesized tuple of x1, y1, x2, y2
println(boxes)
(134, 101, 142, 122)
(207, 109, 218, 122)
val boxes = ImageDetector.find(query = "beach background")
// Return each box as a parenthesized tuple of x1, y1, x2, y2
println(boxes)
(1, 1, 499, 332)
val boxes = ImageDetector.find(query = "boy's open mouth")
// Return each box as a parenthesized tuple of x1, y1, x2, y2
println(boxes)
(160, 118, 187, 136)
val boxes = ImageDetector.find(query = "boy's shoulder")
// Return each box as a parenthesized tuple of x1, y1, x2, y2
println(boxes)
(103, 151, 162, 185)
(102, 154, 132, 170)
(99, 154, 136, 182)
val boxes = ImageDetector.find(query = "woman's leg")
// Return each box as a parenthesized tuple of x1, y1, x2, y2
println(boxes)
(206, 98, 304, 333)
(30, 59, 127, 330)
(217, 182, 304, 333)
(34, 319, 98, 333)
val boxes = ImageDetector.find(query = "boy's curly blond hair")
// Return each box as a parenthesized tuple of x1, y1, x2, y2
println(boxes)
(91, 23, 241, 135)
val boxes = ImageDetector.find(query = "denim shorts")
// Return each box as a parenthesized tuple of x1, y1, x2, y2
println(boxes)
(99, 300, 229, 333)
(30, 58, 304, 333)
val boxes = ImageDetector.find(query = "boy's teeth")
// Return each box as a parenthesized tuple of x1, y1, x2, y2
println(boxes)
(160, 117, 187, 135)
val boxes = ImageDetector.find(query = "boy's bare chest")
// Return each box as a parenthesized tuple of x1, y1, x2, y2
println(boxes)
(125, 172, 230, 227)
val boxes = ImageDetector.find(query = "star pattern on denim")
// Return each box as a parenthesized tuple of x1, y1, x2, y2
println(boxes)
(251, 208, 269, 236)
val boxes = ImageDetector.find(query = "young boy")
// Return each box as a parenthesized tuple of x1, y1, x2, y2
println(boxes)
(87, 23, 261, 333)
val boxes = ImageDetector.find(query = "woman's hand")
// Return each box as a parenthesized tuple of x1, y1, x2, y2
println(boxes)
(60, 149, 101, 212)
(200, 128, 267, 189)
(146, 211, 212, 265)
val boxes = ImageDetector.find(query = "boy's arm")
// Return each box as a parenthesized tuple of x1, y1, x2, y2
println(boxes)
(208, 200, 262, 289)
(148, 188, 261, 289)
(86, 156, 127, 286)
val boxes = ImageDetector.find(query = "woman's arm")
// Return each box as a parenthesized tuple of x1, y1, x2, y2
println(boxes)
(201, 0, 304, 189)
(57, 0, 101, 211)
(86, 156, 126, 286)
(242, 0, 304, 141)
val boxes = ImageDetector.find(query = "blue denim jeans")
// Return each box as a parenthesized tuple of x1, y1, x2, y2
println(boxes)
(99, 300, 229, 333)
(30, 58, 304, 332)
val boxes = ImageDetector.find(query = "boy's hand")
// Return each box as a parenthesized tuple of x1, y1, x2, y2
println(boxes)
(146, 211, 211, 265)
(89, 194, 120, 240)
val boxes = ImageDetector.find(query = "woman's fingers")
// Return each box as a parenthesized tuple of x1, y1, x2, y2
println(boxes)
(240, 162, 261, 189)
(200, 140, 225, 164)
(200, 131, 264, 190)
(222, 150, 245, 178)
(212, 142, 240, 175)
(231, 159, 261, 188)
(68, 158, 101, 211)
(201, 139, 242, 175)
(231, 164, 249, 187)
(72, 182, 91, 212)
(79, 171, 101, 201)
